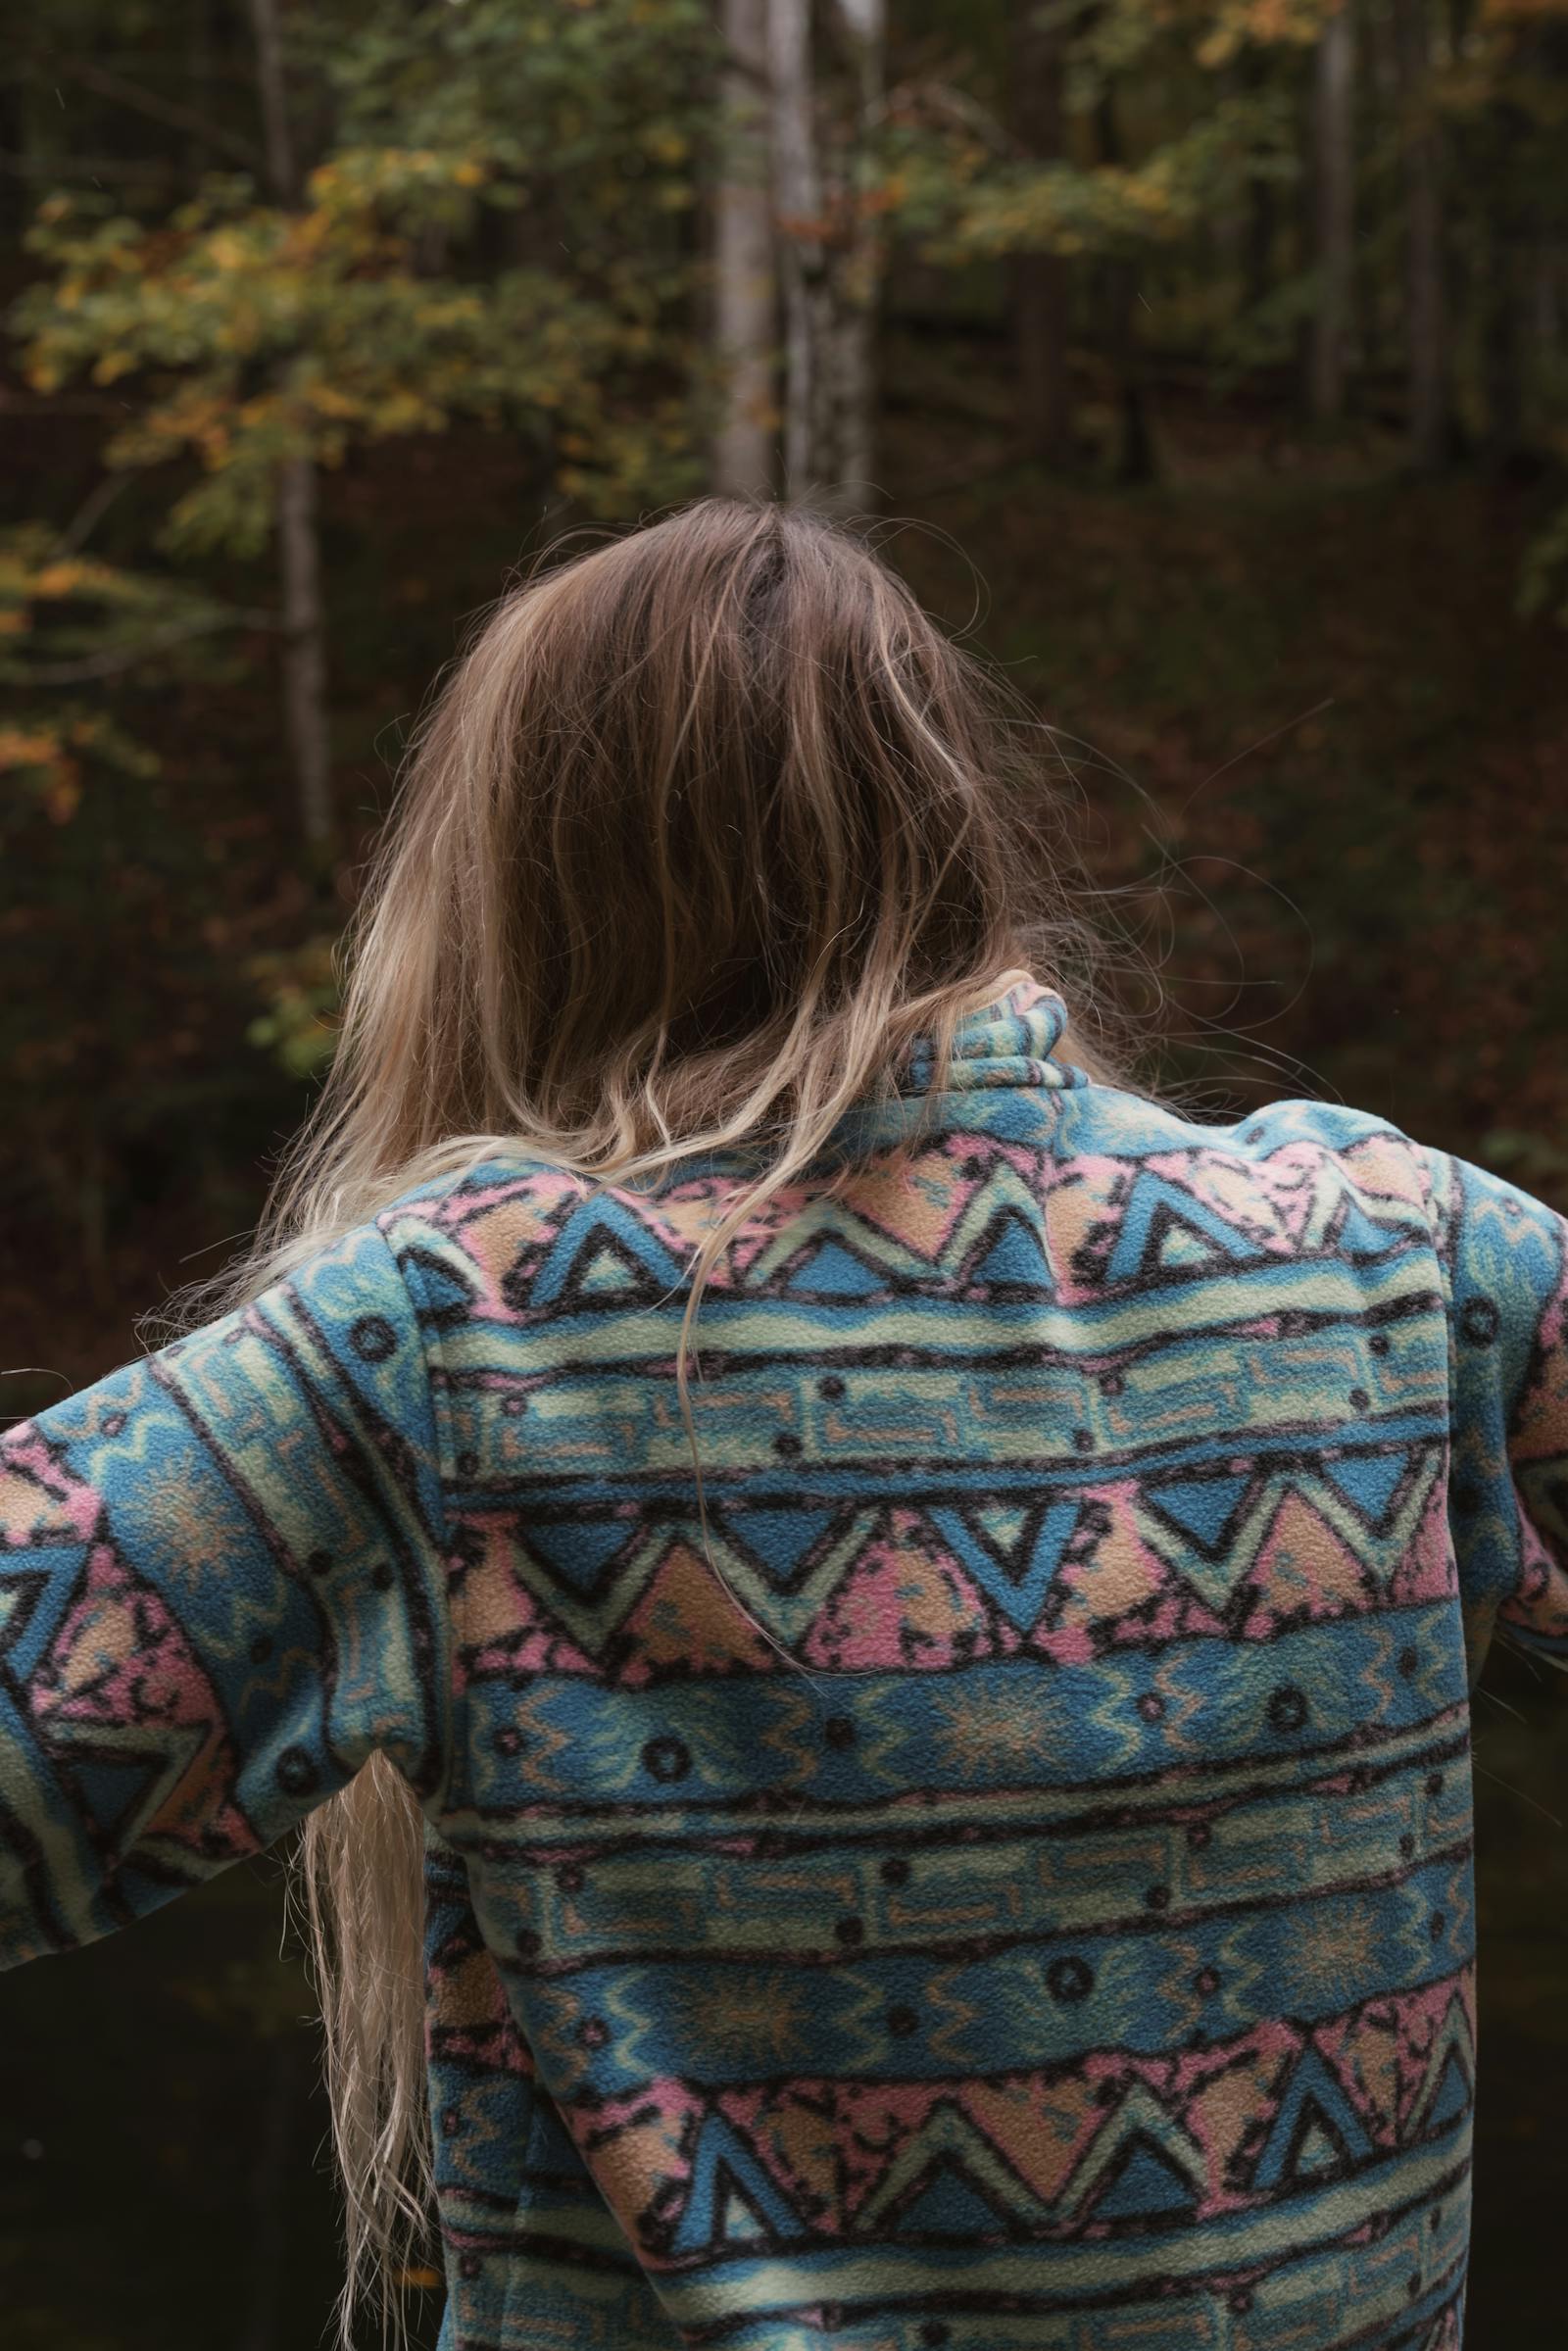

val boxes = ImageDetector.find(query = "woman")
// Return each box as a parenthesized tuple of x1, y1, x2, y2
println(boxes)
(2, 495, 1560, 2351)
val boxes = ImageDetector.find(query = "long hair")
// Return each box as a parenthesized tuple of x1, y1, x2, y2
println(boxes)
(157, 495, 1161, 2350)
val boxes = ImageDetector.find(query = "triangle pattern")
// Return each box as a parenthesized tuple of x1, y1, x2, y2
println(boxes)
(612, 1537, 785, 1679)
(520, 1516, 637, 1599)
(1143, 1472, 1253, 1561)
(1292, 2113, 1348, 2180)
(1410, 1995, 1477, 2140)
(721, 1507, 844, 1591)
(966, 1209, 1054, 1295)
(927, 1499, 1081, 1633)
(402, 1247, 479, 1327)
(1092, 2131, 1202, 2221)
(1251, 2045, 1374, 2193)
(1421, 2050, 1473, 2138)
(67, 1752, 168, 1843)
(1107, 1176, 1261, 1285)
(783, 1238, 889, 1299)
(1321, 1449, 1412, 1533)
(578, 1241, 657, 1297)
(890, 2156, 1015, 2237)
(856, 2095, 1054, 2234)
(1065, 2081, 1203, 2223)
(532, 1200, 689, 1309)
(670, 2109, 805, 2255)
(716, 2177, 773, 2244)
(1157, 1219, 1231, 1270)
(0, 1550, 91, 1684)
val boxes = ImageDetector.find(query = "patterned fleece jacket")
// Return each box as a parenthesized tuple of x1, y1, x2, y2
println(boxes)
(3, 978, 1566, 2351)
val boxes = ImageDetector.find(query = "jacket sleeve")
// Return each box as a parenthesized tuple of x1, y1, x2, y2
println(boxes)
(1418, 1145, 1568, 1683)
(0, 1215, 453, 1970)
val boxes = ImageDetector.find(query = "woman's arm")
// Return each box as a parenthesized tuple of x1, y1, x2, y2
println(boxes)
(0, 1217, 453, 1969)
(1420, 1146, 1568, 1681)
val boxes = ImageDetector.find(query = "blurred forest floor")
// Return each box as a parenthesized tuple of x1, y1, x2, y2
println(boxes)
(3, 330, 1566, 2345)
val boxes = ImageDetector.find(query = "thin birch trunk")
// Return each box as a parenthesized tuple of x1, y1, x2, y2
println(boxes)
(817, 0, 886, 516)
(768, 0, 828, 502)
(712, 0, 777, 497)
(248, 0, 295, 197)
(1010, 0, 1073, 466)
(1310, 0, 1356, 420)
(1390, 0, 1450, 467)
(249, 0, 334, 846)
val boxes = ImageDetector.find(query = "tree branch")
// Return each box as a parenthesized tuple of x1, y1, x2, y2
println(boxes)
(16, 609, 281, 686)
(52, 471, 142, 559)
(32, 54, 261, 170)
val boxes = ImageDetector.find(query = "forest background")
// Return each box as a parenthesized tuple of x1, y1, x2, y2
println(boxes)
(2, 0, 1566, 2343)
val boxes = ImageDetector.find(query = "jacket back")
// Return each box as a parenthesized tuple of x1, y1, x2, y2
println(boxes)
(5, 977, 1565, 2350)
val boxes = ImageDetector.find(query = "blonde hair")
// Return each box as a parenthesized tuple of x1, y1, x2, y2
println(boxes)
(160, 495, 1155, 2349)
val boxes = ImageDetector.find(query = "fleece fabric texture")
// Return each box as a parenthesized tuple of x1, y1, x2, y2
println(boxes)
(3, 977, 1566, 2351)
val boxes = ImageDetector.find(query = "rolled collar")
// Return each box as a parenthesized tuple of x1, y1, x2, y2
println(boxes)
(901, 974, 1080, 1096)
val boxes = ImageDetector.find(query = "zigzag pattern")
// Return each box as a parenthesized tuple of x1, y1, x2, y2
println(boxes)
(7, 979, 1568, 2349)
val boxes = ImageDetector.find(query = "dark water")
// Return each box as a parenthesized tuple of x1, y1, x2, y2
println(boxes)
(2, 1644, 1563, 2349)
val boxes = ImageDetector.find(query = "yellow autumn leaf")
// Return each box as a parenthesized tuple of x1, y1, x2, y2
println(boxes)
(0, 728, 62, 768)
(45, 764, 83, 824)
(30, 563, 86, 599)
(308, 382, 362, 419)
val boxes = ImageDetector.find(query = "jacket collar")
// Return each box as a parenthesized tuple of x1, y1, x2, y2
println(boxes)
(901, 973, 1079, 1096)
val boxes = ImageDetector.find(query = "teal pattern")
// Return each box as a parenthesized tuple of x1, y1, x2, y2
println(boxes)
(4, 977, 1567, 2349)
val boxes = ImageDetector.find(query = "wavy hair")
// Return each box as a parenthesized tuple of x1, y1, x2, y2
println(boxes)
(158, 495, 1159, 2350)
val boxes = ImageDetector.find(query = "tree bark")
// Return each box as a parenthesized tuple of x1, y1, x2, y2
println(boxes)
(817, 0, 887, 515)
(1009, 0, 1073, 466)
(275, 455, 333, 848)
(1390, 0, 1450, 467)
(248, 0, 296, 198)
(768, 0, 829, 502)
(712, 0, 777, 498)
(1310, 0, 1356, 420)
(1093, 91, 1157, 485)
(249, 0, 334, 846)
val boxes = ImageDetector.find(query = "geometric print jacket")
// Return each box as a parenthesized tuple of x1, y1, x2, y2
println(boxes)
(3, 975, 1566, 2351)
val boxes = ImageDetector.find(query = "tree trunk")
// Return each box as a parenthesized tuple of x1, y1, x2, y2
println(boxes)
(712, 0, 776, 497)
(249, 0, 334, 846)
(236, 2033, 295, 2351)
(1532, 242, 1561, 364)
(1477, 9, 1535, 475)
(1390, 0, 1450, 467)
(186, 0, 213, 187)
(768, 0, 829, 502)
(1094, 92, 1157, 485)
(817, 0, 887, 515)
(1010, 0, 1073, 465)
(276, 456, 333, 847)
(1479, 234, 1522, 471)
(1310, 0, 1356, 420)
(248, 0, 296, 198)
